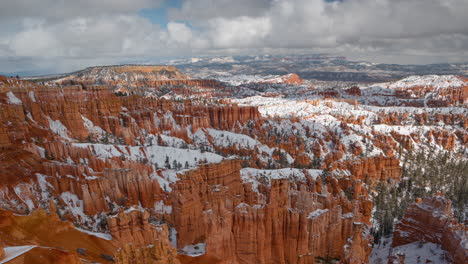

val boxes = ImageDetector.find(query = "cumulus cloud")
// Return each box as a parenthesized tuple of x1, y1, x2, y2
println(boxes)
(0, 0, 467, 74)
(197, 0, 468, 62)
(8, 16, 165, 58)
(168, 0, 272, 23)
(167, 22, 193, 44)
(207, 16, 272, 48)
(0, 0, 163, 20)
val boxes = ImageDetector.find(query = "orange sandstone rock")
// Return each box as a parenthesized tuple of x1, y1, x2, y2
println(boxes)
(392, 196, 467, 264)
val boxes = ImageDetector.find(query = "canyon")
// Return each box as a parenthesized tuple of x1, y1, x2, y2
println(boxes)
(0, 65, 466, 263)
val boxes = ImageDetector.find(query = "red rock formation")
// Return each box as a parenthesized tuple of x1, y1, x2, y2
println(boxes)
(168, 160, 373, 263)
(335, 156, 401, 184)
(390, 131, 413, 150)
(345, 86, 362, 96)
(108, 209, 160, 246)
(264, 73, 303, 85)
(115, 242, 180, 264)
(294, 154, 312, 168)
(1, 70, 466, 264)
(109, 210, 180, 264)
(0, 208, 115, 263)
(392, 196, 467, 264)
(428, 130, 457, 150)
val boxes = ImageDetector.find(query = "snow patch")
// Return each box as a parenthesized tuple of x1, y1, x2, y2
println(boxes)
(6, 92, 22, 105)
(74, 227, 112, 240)
(47, 117, 72, 140)
(28, 91, 36, 102)
(60, 192, 85, 222)
(390, 242, 450, 264)
(387, 75, 465, 89)
(81, 115, 105, 137)
(179, 242, 206, 257)
(1, 246, 37, 264)
(154, 200, 172, 214)
(307, 209, 329, 219)
(240, 167, 322, 193)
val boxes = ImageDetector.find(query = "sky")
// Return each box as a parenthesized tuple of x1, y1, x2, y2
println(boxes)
(0, 0, 467, 75)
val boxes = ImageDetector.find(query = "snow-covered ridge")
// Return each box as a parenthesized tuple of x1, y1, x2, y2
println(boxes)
(385, 75, 465, 89)
(73, 143, 224, 169)
(241, 168, 322, 193)
(212, 74, 282, 86)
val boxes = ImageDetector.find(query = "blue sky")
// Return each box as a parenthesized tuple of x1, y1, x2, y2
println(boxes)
(139, 0, 183, 27)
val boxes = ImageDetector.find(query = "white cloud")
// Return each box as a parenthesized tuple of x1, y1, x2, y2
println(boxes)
(1, 0, 468, 74)
(208, 16, 271, 48)
(168, 0, 271, 23)
(167, 22, 193, 44)
(0, 0, 163, 19)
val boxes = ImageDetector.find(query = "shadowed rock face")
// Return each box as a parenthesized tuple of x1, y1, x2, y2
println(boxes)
(392, 196, 468, 264)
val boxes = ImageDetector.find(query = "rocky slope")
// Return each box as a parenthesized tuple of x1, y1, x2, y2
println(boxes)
(54, 65, 188, 85)
(391, 196, 467, 264)
(0, 66, 467, 263)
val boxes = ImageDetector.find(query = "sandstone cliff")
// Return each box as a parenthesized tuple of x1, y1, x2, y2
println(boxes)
(392, 196, 467, 264)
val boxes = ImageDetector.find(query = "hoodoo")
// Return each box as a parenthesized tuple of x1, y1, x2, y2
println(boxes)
(0, 60, 467, 264)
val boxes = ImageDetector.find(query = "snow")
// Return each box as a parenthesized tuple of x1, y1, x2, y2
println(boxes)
(236, 203, 250, 213)
(372, 124, 413, 136)
(190, 129, 209, 145)
(240, 168, 322, 193)
(370, 237, 451, 264)
(170, 227, 177, 248)
(369, 237, 393, 264)
(47, 117, 72, 140)
(73, 143, 224, 169)
(28, 91, 36, 102)
(235, 96, 313, 118)
(0, 246, 37, 264)
(208, 128, 258, 148)
(81, 115, 105, 136)
(153, 170, 179, 192)
(158, 134, 188, 148)
(6, 92, 22, 105)
(36, 173, 53, 200)
(34, 145, 45, 158)
(179, 242, 206, 257)
(124, 205, 145, 214)
(204, 128, 292, 163)
(342, 213, 354, 219)
(234, 95, 467, 161)
(235, 96, 375, 121)
(218, 74, 280, 86)
(13, 184, 35, 211)
(387, 75, 465, 89)
(154, 200, 172, 214)
(60, 192, 85, 222)
(389, 242, 450, 264)
(74, 227, 112, 240)
(307, 209, 329, 219)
